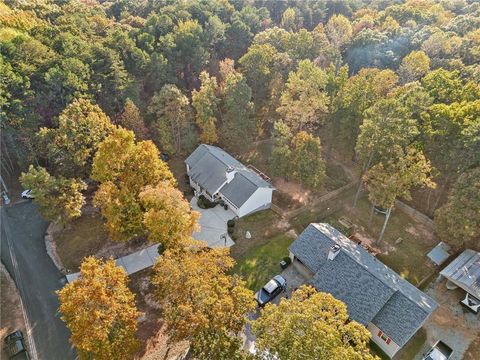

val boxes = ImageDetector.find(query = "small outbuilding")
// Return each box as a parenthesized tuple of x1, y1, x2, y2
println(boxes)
(427, 242, 451, 266)
(440, 249, 480, 313)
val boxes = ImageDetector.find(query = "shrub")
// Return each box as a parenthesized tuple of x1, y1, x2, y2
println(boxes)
(197, 195, 216, 209)
(227, 219, 235, 228)
(231, 234, 238, 241)
(227, 227, 234, 235)
(282, 256, 292, 265)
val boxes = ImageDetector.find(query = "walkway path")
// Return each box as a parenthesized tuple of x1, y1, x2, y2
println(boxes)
(66, 244, 160, 283)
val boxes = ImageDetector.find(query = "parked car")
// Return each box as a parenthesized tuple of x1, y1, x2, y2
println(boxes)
(422, 341, 453, 360)
(255, 275, 287, 307)
(4, 330, 29, 360)
(21, 190, 34, 200)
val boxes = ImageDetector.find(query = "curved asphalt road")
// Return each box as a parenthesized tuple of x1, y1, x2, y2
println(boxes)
(1, 202, 77, 360)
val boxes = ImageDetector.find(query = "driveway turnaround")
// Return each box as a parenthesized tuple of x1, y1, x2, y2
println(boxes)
(66, 244, 160, 283)
(190, 198, 235, 247)
(1, 202, 77, 360)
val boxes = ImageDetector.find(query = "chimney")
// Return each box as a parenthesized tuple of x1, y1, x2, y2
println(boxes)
(328, 244, 341, 260)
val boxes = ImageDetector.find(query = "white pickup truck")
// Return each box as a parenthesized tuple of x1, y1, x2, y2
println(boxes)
(422, 341, 453, 360)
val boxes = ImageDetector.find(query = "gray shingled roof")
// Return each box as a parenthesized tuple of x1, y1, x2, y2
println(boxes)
(310, 252, 395, 325)
(289, 223, 437, 347)
(185, 144, 272, 199)
(372, 291, 431, 346)
(219, 172, 258, 208)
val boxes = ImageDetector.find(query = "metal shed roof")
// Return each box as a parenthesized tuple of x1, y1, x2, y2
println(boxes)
(427, 242, 451, 266)
(440, 249, 480, 298)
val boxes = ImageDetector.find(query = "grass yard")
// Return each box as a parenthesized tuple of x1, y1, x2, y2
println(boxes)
(56, 213, 109, 271)
(230, 209, 285, 259)
(232, 234, 295, 291)
(349, 196, 435, 286)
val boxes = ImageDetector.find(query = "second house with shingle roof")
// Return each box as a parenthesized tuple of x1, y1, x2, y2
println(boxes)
(185, 144, 275, 218)
(289, 223, 438, 358)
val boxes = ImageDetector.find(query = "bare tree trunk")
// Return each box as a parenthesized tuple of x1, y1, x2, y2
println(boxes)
(378, 206, 392, 243)
(369, 205, 375, 226)
(353, 152, 374, 208)
(431, 172, 452, 214)
(0, 175, 8, 193)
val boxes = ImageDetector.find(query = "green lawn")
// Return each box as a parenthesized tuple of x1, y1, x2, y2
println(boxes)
(232, 234, 295, 291)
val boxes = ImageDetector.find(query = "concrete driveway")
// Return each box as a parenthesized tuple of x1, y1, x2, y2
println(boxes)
(243, 264, 307, 353)
(1, 202, 77, 360)
(190, 198, 235, 247)
(411, 278, 480, 360)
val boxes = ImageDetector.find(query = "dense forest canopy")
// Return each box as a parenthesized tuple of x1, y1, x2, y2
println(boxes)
(1, 0, 479, 245)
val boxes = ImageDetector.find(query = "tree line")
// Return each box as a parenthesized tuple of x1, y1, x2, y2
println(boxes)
(3, 0, 478, 248)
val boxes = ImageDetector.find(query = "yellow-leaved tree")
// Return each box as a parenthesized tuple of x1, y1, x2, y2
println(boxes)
(92, 127, 175, 241)
(57, 257, 140, 360)
(252, 285, 378, 360)
(139, 183, 199, 249)
(151, 242, 256, 360)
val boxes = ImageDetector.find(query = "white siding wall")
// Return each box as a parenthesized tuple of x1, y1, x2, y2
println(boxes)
(367, 323, 400, 358)
(237, 187, 273, 217)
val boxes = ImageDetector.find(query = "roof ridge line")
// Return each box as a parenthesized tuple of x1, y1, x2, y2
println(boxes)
(311, 223, 434, 307)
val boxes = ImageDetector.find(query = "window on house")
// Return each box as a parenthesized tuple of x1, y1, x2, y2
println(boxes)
(377, 330, 391, 345)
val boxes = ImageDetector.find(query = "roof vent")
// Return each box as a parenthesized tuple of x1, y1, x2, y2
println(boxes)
(227, 166, 234, 173)
(328, 244, 341, 261)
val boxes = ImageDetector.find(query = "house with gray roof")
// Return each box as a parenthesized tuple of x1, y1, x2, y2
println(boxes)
(288, 223, 438, 358)
(185, 144, 274, 218)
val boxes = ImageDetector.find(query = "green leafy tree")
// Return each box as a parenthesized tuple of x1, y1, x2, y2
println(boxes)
(58, 257, 140, 360)
(169, 20, 209, 88)
(90, 45, 132, 115)
(421, 99, 480, 212)
(356, 97, 419, 168)
(151, 244, 256, 360)
(238, 44, 278, 105)
(252, 285, 378, 360)
(20, 165, 86, 223)
(117, 98, 148, 140)
(219, 71, 255, 150)
(277, 59, 329, 132)
(434, 168, 480, 247)
(325, 14, 353, 49)
(148, 84, 196, 155)
(334, 68, 398, 152)
(280, 8, 298, 32)
(290, 131, 326, 189)
(271, 123, 326, 189)
(422, 69, 463, 104)
(92, 128, 175, 241)
(271, 121, 293, 177)
(37, 99, 114, 178)
(192, 71, 220, 144)
(398, 50, 430, 84)
(363, 148, 435, 242)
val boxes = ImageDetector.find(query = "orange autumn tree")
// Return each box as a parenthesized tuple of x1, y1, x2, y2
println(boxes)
(252, 285, 378, 360)
(92, 127, 176, 241)
(57, 257, 140, 360)
(139, 183, 199, 249)
(151, 242, 255, 359)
